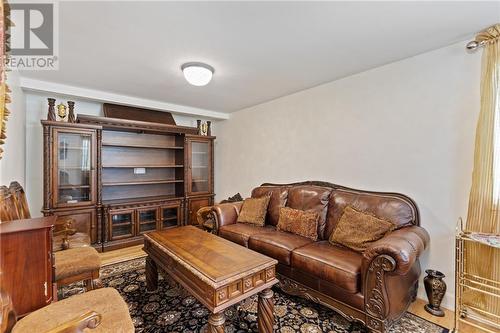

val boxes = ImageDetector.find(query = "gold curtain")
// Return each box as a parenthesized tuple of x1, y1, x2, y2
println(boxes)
(0, 0, 11, 159)
(465, 24, 500, 325)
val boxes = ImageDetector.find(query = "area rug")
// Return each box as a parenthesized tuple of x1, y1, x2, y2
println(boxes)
(63, 258, 449, 333)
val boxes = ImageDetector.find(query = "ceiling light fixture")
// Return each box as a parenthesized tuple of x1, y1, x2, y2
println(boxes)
(181, 62, 214, 86)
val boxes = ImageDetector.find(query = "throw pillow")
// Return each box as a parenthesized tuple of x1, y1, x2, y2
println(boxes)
(237, 195, 271, 226)
(277, 207, 319, 241)
(329, 206, 394, 252)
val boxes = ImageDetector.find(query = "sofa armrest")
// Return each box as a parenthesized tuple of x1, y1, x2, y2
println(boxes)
(361, 225, 429, 330)
(211, 201, 243, 230)
(363, 226, 430, 275)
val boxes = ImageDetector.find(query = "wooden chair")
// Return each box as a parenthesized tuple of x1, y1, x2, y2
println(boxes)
(0, 186, 19, 222)
(0, 288, 134, 333)
(8, 181, 90, 251)
(2, 182, 101, 294)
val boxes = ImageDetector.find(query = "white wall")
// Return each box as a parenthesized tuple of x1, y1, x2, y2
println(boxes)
(24, 92, 217, 217)
(215, 41, 481, 309)
(0, 70, 25, 186)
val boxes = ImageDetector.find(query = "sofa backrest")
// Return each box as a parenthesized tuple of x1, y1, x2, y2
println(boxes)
(251, 185, 288, 226)
(286, 185, 332, 237)
(254, 181, 420, 240)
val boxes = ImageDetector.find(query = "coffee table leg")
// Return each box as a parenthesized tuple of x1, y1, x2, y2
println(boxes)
(258, 288, 274, 333)
(207, 312, 225, 333)
(145, 255, 158, 291)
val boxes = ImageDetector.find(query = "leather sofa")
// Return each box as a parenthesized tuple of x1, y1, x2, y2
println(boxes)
(211, 181, 429, 333)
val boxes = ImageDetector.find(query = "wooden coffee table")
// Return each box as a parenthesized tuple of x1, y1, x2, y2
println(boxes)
(143, 226, 278, 332)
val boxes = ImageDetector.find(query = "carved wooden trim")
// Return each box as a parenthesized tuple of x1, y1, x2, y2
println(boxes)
(258, 288, 274, 333)
(364, 254, 396, 321)
(78, 114, 199, 135)
(207, 312, 225, 333)
(42, 124, 51, 211)
(277, 274, 365, 327)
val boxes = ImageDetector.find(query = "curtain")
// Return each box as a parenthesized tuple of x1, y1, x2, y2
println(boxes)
(465, 24, 500, 325)
(0, 0, 10, 160)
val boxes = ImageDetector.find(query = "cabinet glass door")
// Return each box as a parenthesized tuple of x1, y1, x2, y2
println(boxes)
(110, 211, 134, 240)
(189, 141, 211, 194)
(138, 208, 158, 234)
(55, 130, 95, 205)
(161, 206, 179, 229)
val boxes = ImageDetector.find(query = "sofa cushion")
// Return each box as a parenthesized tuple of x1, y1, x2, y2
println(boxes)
(277, 207, 319, 241)
(248, 229, 313, 265)
(325, 189, 416, 239)
(291, 241, 363, 293)
(251, 186, 289, 226)
(219, 223, 270, 247)
(237, 196, 271, 226)
(286, 185, 332, 238)
(329, 206, 394, 252)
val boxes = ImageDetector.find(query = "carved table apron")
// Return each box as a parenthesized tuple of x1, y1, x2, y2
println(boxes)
(143, 226, 278, 332)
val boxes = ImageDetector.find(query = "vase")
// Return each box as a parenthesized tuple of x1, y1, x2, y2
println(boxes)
(424, 269, 446, 317)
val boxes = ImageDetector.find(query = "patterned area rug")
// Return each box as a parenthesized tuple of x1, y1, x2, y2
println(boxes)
(63, 258, 448, 333)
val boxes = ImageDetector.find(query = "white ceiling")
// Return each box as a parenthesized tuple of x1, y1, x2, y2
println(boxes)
(21, 1, 500, 113)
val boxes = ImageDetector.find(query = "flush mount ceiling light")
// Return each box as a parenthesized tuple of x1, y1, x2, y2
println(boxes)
(181, 62, 214, 86)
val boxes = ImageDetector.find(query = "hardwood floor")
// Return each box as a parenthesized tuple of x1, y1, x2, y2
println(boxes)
(99, 244, 146, 266)
(99, 245, 481, 332)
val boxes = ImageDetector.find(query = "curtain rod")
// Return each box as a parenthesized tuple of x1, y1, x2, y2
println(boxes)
(466, 23, 500, 52)
(466, 40, 486, 52)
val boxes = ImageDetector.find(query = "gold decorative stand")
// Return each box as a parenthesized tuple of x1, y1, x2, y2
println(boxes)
(454, 218, 500, 332)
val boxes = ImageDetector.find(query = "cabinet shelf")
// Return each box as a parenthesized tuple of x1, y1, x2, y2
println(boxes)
(111, 222, 132, 227)
(102, 165, 184, 168)
(103, 179, 183, 186)
(162, 216, 177, 221)
(58, 146, 87, 150)
(139, 220, 156, 225)
(59, 184, 91, 189)
(102, 142, 184, 150)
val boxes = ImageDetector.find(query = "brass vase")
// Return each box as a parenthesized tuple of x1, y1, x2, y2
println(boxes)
(424, 269, 446, 317)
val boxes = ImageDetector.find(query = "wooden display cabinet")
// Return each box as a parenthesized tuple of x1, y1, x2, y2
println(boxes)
(43, 110, 215, 251)
(186, 135, 213, 196)
(42, 121, 102, 248)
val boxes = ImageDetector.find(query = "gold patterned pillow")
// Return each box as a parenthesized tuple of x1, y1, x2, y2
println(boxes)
(277, 207, 319, 241)
(237, 196, 271, 226)
(329, 206, 394, 252)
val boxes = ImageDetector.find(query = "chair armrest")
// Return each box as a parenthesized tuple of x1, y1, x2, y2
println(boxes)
(53, 217, 77, 250)
(211, 201, 243, 230)
(45, 311, 101, 333)
(54, 217, 76, 234)
(363, 226, 430, 275)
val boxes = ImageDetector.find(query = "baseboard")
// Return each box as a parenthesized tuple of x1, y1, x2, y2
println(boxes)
(417, 289, 455, 311)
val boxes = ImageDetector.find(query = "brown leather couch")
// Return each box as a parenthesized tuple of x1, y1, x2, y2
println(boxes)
(211, 181, 429, 333)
